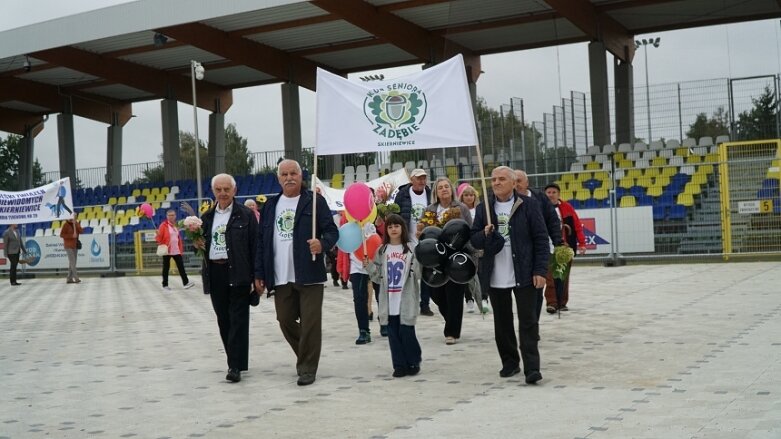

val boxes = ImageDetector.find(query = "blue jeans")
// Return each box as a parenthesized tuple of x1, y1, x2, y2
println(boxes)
(387, 315, 421, 370)
(350, 273, 370, 332)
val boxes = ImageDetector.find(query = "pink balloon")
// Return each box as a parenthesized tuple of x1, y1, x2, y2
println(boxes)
(140, 202, 154, 219)
(343, 182, 374, 221)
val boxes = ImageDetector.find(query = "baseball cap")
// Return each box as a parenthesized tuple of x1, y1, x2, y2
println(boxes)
(409, 168, 428, 178)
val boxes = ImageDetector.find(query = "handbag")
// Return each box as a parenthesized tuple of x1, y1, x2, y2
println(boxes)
(156, 244, 168, 257)
(76, 239, 82, 250)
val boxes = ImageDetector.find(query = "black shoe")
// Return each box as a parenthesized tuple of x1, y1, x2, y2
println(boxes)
(499, 365, 521, 378)
(546, 305, 556, 314)
(333, 279, 340, 287)
(355, 330, 371, 345)
(341, 284, 349, 290)
(380, 325, 388, 337)
(226, 368, 241, 383)
(249, 291, 260, 307)
(392, 368, 407, 378)
(420, 308, 434, 316)
(368, 312, 374, 321)
(11, 283, 21, 286)
(297, 373, 316, 386)
(525, 370, 542, 384)
(559, 305, 569, 311)
(407, 365, 420, 376)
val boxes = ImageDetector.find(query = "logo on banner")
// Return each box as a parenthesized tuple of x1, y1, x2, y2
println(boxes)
(581, 218, 609, 250)
(364, 84, 427, 143)
(24, 239, 41, 266)
(90, 239, 101, 257)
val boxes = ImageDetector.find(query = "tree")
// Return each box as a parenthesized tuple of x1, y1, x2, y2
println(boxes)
(686, 106, 729, 140)
(734, 86, 778, 141)
(0, 134, 46, 191)
(138, 123, 254, 183)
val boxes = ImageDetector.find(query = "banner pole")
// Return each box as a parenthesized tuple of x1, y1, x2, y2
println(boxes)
(312, 153, 318, 261)
(474, 143, 492, 226)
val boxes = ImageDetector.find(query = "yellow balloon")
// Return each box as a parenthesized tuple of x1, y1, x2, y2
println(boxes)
(344, 203, 378, 226)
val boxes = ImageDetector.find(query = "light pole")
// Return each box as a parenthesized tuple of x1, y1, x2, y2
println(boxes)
(635, 37, 660, 143)
(190, 60, 205, 213)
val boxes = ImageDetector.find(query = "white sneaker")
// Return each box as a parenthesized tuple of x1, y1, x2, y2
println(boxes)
(481, 299, 490, 313)
(162, 286, 171, 291)
(183, 282, 195, 289)
(466, 300, 476, 313)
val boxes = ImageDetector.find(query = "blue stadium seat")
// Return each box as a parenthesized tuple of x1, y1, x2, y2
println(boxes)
(583, 179, 602, 192)
(637, 195, 654, 206)
(653, 205, 666, 220)
(667, 205, 687, 220)
(583, 198, 599, 209)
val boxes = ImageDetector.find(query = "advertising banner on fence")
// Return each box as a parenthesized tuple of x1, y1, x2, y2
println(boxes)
(313, 168, 411, 211)
(0, 234, 110, 270)
(576, 206, 655, 254)
(0, 178, 75, 225)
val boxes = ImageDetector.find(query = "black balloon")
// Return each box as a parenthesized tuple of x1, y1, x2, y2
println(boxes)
(422, 266, 448, 288)
(440, 219, 471, 251)
(419, 226, 443, 241)
(415, 238, 449, 268)
(445, 252, 477, 284)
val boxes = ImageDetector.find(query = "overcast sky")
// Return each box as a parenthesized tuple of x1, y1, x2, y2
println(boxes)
(2, 1, 780, 174)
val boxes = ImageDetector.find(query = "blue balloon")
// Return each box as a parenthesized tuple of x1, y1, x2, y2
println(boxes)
(337, 221, 362, 253)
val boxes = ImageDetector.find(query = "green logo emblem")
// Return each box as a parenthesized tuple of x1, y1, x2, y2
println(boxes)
(213, 224, 227, 248)
(276, 209, 295, 240)
(364, 83, 427, 144)
(497, 213, 511, 240)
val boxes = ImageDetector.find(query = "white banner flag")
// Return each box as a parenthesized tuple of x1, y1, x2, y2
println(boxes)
(313, 168, 411, 211)
(316, 54, 478, 155)
(0, 178, 75, 225)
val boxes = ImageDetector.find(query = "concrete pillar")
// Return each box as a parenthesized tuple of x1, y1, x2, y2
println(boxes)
(19, 128, 35, 189)
(614, 58, 634, 145)
(281, 82, 302, 163)
(106, 119, 122, 186)
(160, 99, 180, 181)
(57, 99, 77, 184)
(589, 42, 612, 147)
(208, 112, 225, 175)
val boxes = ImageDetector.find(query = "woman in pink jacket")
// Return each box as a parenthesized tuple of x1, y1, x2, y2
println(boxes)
(156, 209, 195, 291)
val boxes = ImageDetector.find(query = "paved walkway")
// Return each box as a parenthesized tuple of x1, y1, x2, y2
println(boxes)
(1, 262, 780, 438)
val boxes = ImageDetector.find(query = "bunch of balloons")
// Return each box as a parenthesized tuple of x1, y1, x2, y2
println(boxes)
(336, 182, 381, 261)
(414, 219, 476, 287)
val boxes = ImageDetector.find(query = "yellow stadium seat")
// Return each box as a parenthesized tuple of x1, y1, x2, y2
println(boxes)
(576, 172, 592, 182)
(675, 147, 690, 157)
(619, 196, 636, 208)
(626, 169, 642, 179)
(561, 190, 574, 201)
(160, 187, 170, 196)
(613, 152, 625, 161)
(647, 185, 663, 197)
(567, 180, 583, 191)
(586, 162, 602, 171)
(618, 160, 633, 169)
(593, 171, 609, 181)
(698, 164, 714, 175)
(150, 188, 160, 196)
(651, 157, 668, 167)
(593, 187, 609, 200)
(619, 177, 634, 189)
(677, 192, 694, 207)
(661, 167, 677, 177)
(691, 173, 707, 185)
(686, 154, 702, 164)
(644, 167, 659, 178)
(131, 189, 141, 197)
(635, 176, 653, 187)
(118, 196, 127, 204)
(655, 175, 671, 187)
(684, 182, 702, 195)
(108, 197, 117, 205)
(704, 153, 720, 163)
(141, 188, 151, 197)
(560, 174, 575, 183)
(575, 190, 591, 202)
(151, 202, 161, 210)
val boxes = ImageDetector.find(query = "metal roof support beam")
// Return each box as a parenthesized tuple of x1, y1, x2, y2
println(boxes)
(543, 0, 635, 62)
(158, 23, 322, 91)
(0, 108, 45, 137)
(311, 0, 481, 81)
(0, 77, 133, 126)
(32, 47, 232, 112)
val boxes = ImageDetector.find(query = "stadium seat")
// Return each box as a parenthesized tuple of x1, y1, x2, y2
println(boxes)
(653, 205, 666, 221)
(649, 141, 664, 150)
(677, 193, 694, 207)
(682, 138, 697, 148)
(618, 143, 632, 153)
(619, 195, 636, 208)
(668, 205, 687, 220)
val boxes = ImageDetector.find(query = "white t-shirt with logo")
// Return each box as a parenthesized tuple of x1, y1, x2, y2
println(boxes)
(409, 188, 428, 240)
(273, 195, 300, 287)
(490, 197, 516, 288)
(209, 203, 232, 260)
(385, 244, 406, 316)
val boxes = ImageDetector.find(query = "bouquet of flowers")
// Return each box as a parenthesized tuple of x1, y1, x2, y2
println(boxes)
(550, 245, 575, 280)
(420, 210, 439, 227)
(256, 194, 267, 205)
(179, 215, 206, 257)
(439, 207, 462, 225)
(376, 202, 400, 220)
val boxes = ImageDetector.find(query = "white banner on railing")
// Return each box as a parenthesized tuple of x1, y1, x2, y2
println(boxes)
(577, 206, 655, 254)
(313, 168, 411, 211)
(0, 234, 111, 270)
(0, 178, 74, 225)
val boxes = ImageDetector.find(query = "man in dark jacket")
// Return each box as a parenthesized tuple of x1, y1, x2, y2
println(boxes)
(470, 166, 549, 384)
(254, 159, 338, 386)
(392, 168, 434, 315)
(196, 173, 257, 383)
(515, 169, 563, 320)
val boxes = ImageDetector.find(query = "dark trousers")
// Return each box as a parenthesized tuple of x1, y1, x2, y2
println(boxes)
(162, 254, 189, 287)
(8, 253, 19, 284)
(420, 281, 432, 310)
(431, 281, 466, 339)
(489, 285, 540, 376)
(387, 315, 421, 370)
(535, 287, 544, 321)
(350, 273, 370, 332)
(208, 262, 250, 371)
(274, 282, 324, 376)
(544, 261, 572, 307)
